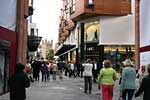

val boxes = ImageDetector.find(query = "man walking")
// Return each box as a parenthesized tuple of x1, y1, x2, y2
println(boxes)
(82, 59, 93, 94)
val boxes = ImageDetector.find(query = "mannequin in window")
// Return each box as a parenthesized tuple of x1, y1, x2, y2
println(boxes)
(85, 33, 88, 41)
(93, 30, 97, 41)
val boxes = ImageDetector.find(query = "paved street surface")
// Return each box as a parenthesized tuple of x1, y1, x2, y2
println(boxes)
(0, 76, 142, 100)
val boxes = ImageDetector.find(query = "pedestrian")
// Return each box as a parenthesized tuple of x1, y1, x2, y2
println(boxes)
(25, 61, 34, 82)
(135, 64, 150, 100)
(57, 59, 64, 79)
(98, 60, 117, 100)
(46, 61, 51, 80)
(92, 59, 99, 83)
(70, 61, 74, 78)
(67, 61, 72, 78)
(52, 61, 58, 80)
(137, 65, 147, 85)
(79, 61, 84, 78)
(82, 59, 93, 94)
(9, 63, 30, 100)
(120, 59, 136, 100)
(40, 61, 48, 82)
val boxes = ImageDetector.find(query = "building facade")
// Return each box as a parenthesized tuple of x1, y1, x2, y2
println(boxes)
(138, 0, 150, 68)
(0, 0, 34, 94)
(27, 23, 42, 60)
(39, 39, 53, 59)
(55, 0, 135, 66)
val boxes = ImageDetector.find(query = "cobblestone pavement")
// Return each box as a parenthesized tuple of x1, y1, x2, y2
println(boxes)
(0, 76, 143, 100)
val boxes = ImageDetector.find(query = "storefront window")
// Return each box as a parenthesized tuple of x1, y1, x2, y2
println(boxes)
(84, 21, 99, 42)
(70, 0, 75, 14)
(0, 40, 10, 94)
(104, 45, 135, 62)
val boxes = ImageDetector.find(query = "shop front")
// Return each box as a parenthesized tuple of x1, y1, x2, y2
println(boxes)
(77, 14, 135, 65)
(99, 15, 135, 61)
(78, 20, 102, 62)
(0, 27, 17, 95)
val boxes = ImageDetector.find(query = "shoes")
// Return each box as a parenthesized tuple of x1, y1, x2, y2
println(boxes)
(84, 91, 92, 94)
(89, 91, 91, 94)
(84, 91, 87, 94)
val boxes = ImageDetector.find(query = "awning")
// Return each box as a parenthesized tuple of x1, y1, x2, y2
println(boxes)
(55, 44, 76, 56)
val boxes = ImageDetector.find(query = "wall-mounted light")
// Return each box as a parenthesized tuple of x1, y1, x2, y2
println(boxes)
(87, 0, 95, 11)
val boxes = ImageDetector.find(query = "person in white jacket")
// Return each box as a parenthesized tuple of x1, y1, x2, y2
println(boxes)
(82, 59, 93, 94)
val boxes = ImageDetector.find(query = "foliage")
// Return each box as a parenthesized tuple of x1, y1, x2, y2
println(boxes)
(46, 49, 54, 60)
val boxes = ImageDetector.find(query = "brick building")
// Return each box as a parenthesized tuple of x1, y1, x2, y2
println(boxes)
(55, 0, 135, 67)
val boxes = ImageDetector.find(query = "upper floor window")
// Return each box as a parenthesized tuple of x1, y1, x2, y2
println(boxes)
(31, 28, 34, 36)
(70, 0, 75, 14)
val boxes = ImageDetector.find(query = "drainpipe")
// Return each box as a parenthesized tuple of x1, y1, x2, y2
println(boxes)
(135, 0, 140, 70)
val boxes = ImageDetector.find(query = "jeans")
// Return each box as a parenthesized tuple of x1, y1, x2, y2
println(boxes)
(53, 71, 56, 80)
(41, 73, 47, 82)
(122, 89, 135, 100)
(58, 70, 63, 79)
(84, 76, 92, 93)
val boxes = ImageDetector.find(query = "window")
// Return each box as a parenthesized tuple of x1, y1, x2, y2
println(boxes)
(70, 0, 75, 14)
(31, 28, 34, 36)
(84, 21, 99, 42)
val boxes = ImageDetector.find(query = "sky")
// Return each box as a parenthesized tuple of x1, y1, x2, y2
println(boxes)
(32, 0, 62, 47)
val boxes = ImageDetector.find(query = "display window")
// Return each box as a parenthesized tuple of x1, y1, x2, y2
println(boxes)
(104, 45, 135, 62)
(84, 21, 99, 42)
(0, 41, 10, 94)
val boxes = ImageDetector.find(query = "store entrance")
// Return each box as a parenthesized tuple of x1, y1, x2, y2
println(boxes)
(0, 40, 10, 94)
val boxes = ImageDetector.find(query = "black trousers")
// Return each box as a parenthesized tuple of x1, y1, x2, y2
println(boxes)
(41, 73, 47, 82)
(84, 76, 92, 93)
(92, 70, 98, 82)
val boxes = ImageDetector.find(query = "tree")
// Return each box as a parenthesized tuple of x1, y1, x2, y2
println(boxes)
(46, 49, 54, 60)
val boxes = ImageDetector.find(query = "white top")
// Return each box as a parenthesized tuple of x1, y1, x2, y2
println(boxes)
(82, 63, 93, 76)
(93, 63, 97, 70)
(71, 64, 74, 70)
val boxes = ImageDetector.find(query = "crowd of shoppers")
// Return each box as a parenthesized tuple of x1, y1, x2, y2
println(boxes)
(8, 57, 150, 100)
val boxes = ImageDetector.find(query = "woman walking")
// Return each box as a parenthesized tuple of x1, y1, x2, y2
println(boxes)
(98, 60, 117, 100)
(120, 59, 136, 100)
(52, 61, 58, 80)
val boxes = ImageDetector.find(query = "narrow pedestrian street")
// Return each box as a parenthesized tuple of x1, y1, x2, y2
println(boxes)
(0, 75, 142, 100)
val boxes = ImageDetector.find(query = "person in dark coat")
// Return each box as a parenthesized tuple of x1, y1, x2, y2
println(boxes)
(135, 64, 150, 100)
(40, 61, 48, 82)
(9, 63, 30, 100)
(92, 59, 99, 83)
(57, 59, 64, 79)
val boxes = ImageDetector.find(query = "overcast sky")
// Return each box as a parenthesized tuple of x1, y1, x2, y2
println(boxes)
(32, 0, 62, 47)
